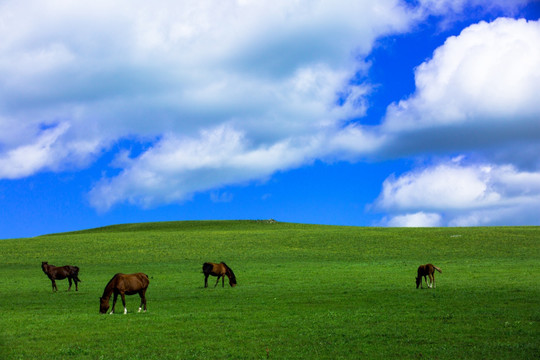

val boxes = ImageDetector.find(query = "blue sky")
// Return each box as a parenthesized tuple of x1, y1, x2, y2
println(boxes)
(1, 0, 540, 239)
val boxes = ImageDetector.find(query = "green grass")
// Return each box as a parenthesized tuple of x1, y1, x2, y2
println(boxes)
(0, 221, 538, 359)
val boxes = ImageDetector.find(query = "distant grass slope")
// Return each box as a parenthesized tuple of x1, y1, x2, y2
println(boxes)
(0, 221, 538, 359)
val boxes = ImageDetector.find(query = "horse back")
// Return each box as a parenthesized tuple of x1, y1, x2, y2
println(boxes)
(43, 263, 79, 277)
(417, 264, 429, 276)
(418, 264, 436, 276)
(203, 262, 217, 275)
(65, 265, 80, 276)
(116, 273, 149, 292)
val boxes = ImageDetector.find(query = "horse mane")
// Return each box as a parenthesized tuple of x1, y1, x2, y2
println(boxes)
(221, 262, 236, 281)
(101, 273, 121, 298)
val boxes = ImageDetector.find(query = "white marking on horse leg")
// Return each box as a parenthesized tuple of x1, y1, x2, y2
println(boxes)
(109, 311, 114, 315)
(138, 307, 142, 313)
(124, 307, 127, 315)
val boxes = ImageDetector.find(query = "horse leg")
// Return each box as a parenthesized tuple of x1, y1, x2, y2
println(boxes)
(214, 275, 221, 287)
(110, 293, 118, 314)
(68, 277, 72, 291)
(74, 277, 79, 291)
(222, 275, 225, 287)
(52, 279, 58, 292)
(143, 290, 147, 312)
(428, 273, 434, 288)
(139, 289, 147, 312)
(120, 293, 127, 314)
(204, 274, 209, 288)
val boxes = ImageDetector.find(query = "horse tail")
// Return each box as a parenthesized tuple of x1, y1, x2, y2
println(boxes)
(72, 266, 82, 282)
(433, 265, 442, 273)
(142, 273, 151, 286)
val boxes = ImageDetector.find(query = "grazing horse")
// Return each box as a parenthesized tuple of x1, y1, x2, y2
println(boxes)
(41, 261, 81, 292)
(416, 264, 442, 289)
(99, 273, 149, 314)
(203, 262, 237, 288)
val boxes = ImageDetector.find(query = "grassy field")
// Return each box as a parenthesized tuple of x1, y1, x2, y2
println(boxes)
(0, 221, 538, 359)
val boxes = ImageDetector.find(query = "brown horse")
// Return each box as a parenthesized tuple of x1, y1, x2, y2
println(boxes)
(203, 262, 237, 288)
(416, 264, 442, 289)
(41, 261, 81, 292)
(99, 273, 149, 314)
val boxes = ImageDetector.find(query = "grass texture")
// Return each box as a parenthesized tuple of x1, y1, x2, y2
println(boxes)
(0, 221, 538, 359)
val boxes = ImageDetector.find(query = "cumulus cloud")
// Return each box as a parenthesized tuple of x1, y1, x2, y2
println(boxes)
(370, 15, 540, 226)
(375, 160, 540, 226)
(415, 0, 530, 16)
(88, 125, 325, 211)
(1, 0, 538, 214)
(1, 0, 413, 204)
(383, 212, 442, 227)
(0, 122, 102, 178)
(380, 17, 540, 166)
(0, 0, 411, 136)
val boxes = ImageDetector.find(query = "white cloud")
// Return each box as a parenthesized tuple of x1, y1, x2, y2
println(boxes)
(375, 160, 540, 226)
(0, 122, 102, 179)
(376, 163, 499, 211)
(210, 191, 234, 203)
(88, 125, 324, 211)
(1, 0, 538, 213)
(381, 18, 540, 165)
(384, 212, 442, 227)
(371, 15, 540, 226)
(415, 0, 530, 16)
(0, 0, 412, 187)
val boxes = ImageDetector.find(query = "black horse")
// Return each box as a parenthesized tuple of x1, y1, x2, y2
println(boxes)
(41, 261, 81, 291)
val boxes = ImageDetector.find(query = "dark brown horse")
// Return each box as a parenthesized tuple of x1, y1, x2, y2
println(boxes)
(416, 263, 442, 289)
(203, 262, 237, 288)
(99, 273, 149, 314)
(41, 261, 81, 292)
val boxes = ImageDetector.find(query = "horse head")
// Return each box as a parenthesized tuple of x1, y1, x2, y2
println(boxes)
(99, 297, 110, 314)
(415, 276, 421, 289)
(224, 265, 237, 287)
